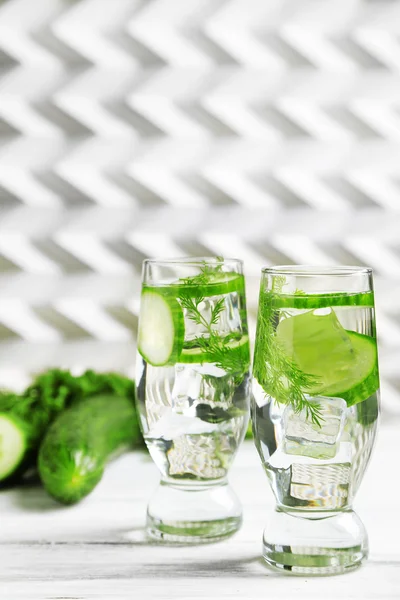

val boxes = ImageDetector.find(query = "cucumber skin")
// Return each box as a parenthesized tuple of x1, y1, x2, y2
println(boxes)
(0, 413, 32, 484)
(0, 370, 137, 485)
(313, 331, 380, 407)
(0, 393, 36, 486)
(38, 394, 141, 505)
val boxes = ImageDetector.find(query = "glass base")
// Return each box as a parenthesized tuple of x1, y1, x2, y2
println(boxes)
(146, 479, 242, 544)
(262, 508, 368, 576)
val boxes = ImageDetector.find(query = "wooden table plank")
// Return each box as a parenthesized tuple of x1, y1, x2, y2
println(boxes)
(0, 425, 398, 599)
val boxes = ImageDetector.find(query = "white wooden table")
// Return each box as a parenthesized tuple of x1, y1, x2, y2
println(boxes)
(0, 424, 398, 600)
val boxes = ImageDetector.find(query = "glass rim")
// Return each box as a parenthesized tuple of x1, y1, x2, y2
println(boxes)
(261, 265, 373, 277)
(143, 256, 243, 267)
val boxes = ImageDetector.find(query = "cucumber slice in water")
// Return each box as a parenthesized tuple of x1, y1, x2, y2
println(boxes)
(179, 335, 250, 365)
(0, 414, 27, 480)
(271, 291, 374, 310)
(138, 290, 184, 367)
(276, 309, 379, 406)
(318, 330, 379, 405)
(167, 272, 245, 299)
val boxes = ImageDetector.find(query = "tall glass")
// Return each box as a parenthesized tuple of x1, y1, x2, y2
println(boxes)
(136, 258, 250, 543)
(252, 266, 380, 575)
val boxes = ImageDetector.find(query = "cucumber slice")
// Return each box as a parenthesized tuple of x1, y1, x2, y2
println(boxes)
(0, 414, 28, 480)
(271, 291, 374, 310)
(179, 335, 250, 365)
(317, 331, 379, 406)
(276, 309, 379, 406)
(138, 290, 184, 366)
(157, 272, 245, 299)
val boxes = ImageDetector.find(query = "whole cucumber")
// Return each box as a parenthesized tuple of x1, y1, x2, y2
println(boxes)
(38, 394, 141, 504)
(0, 369, 137, 486)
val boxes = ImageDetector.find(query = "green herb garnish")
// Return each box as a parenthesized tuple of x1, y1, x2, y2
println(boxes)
(253, 277, 323, 426)
(177, 259, 249, 381)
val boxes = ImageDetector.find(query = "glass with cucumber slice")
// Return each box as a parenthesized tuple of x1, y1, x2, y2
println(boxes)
(252, 265, 380, 575)
(136, 257, 250, 543)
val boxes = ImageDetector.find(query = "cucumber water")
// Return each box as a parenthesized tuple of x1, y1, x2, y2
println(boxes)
(252, 289, 380, 511)
(136, 267, 250, 482)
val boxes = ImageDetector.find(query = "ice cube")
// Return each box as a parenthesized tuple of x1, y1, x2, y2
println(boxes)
(289, 462, 351, 509)
(147, 409, 218, 440)
(171, 365, 202, 412)
(193, 364, 226, 377)
(267, 444, 353, 509)
(172, 364, 235, 410)
(283, 396, 347, 459)
(167, 434, 227, 479)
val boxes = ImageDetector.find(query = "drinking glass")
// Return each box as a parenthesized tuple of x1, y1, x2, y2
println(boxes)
(252, 266, 380, 574)
(136, 257, 250, 543)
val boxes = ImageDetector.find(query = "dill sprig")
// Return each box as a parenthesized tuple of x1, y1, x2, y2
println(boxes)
(177, 259, 249, 379)
(253, 277, 324, 426)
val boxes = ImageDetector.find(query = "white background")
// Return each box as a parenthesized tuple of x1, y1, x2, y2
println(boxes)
(0, 0, 399, 420)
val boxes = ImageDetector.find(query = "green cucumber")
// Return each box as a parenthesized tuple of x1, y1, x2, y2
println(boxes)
(0, 391, 38, 485)
(38, 394, 141, 505)
(169, 272, 245, 298)
(138, 289, 184, 366)
(271, 291, 374, 310)
(316, 330, 379, 406)
(276, 309, 379, 406)
(0, 370, 137, 485)
(0, 414, 29, 481)
(179, 335, 250, 365)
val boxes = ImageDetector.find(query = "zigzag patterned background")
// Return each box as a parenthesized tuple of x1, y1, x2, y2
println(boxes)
(0, 0, 399, 418)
